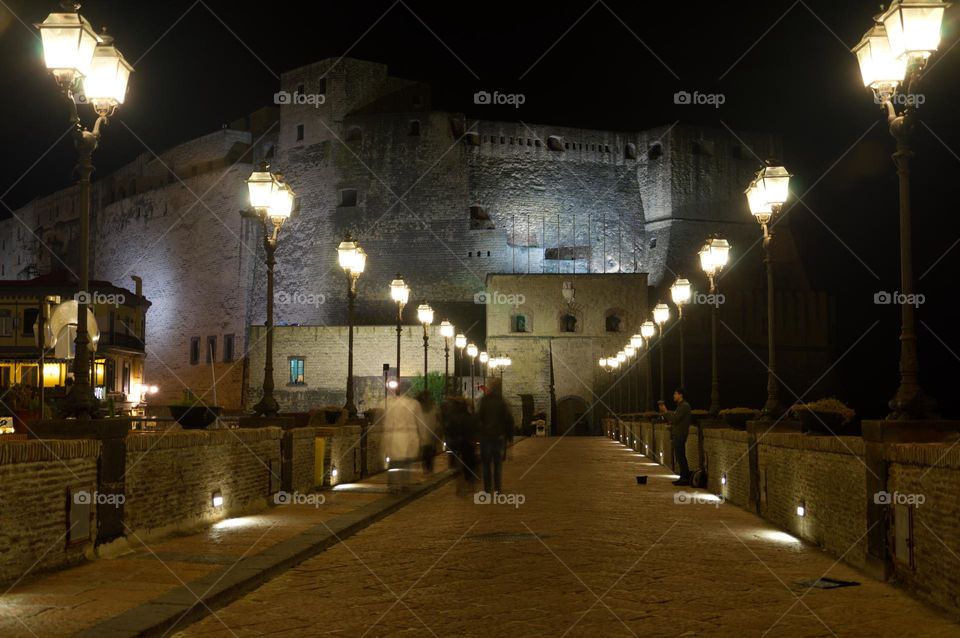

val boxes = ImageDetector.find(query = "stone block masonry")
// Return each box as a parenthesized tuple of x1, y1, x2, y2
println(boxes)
(0, 440, 100, 583)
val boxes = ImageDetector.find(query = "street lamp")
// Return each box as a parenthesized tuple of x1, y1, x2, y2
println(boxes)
(699, 236, 731, 416)
(247, 163, 295, 417)
(670, 278, 692, 388)
(641, 321, 656, 411)
(853, 1, 949, 419)
(338, 234, 367, 418)
(479, 351, 489, 387)
(746, 161, 792, 419)
(653, 303, 670, 403)
(466, 343, 479, 405)
(38, 2, 133, 417)
(417, 302, 434, 385)
(389, 274, 409, 384)
(454, 333, 467, 393)
(439, 320, 454, 393)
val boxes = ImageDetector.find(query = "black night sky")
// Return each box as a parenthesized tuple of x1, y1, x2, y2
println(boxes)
(1, 0, 959, 418)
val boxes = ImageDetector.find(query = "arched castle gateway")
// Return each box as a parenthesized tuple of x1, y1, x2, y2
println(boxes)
(1, 58, 834, 419)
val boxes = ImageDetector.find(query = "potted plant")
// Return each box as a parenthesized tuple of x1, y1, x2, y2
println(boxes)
(719, 407, 761, 429)
(168, 390, 221, 429)
(8, 384, 41, 434)
(789, 398, 855, 434)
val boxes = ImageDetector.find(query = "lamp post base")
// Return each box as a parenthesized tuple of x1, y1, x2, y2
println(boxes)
(888, 385, 939, 421)
(59, 386, 101, 419)
(759, 398, 784, 422)
(251, 395, 280, 418)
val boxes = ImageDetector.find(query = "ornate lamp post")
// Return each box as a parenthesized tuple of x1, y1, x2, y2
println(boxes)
(466, 343, 479, 405)
(479, 351, 489, 387)
(337, 235, 367, 418)
(699, 236, 731, 416)
(670, 278, 692, 389)
(454, 333, 467, 392)
(852, 0, 949, 419)
(389, 274, 409, 383)
(653, 303, 671, 403)
(38, 2, 133, 417)
(624, 344, 638, 413)
(417, 302, 434, 386)
(641, 321, 656, 410)
(630, 333, 644, 412)
(246, 164, 295, 417)
(439, 320, 454, 393)
(745, 162, 792, 419)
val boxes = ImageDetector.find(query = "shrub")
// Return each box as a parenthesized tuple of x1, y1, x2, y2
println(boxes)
(789, 398, 855, 424)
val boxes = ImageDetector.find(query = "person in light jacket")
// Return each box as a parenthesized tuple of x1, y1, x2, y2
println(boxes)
(383, 382, 422, 492)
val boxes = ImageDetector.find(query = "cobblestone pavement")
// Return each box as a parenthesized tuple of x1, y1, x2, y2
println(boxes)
(0, 463, 444, 638)
(174, 438, 959, 637)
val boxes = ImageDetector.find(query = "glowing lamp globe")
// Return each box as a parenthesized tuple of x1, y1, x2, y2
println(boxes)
(624, 345, 636, 358)
(390, 275, 410, 305)
(455, 333, 467, 349)
(37, 5, 99, 83)
(599, 358, 608, 369)
(467, 343, 478, 358)
(417, 303, 434, 325)
(653, 303, 670, 326)
(83, 34, 133, 111)
(479, 351, 489, 364)
(268, 181, 295, 221)
(630, 334, 643, 349)
(670, 278, 692, 306)
(247, 164, 277, 211)
(758, 164, 792, 208)
(853, 21, 907, 91)
(881, 0, 950, 60)
(439, 320, 454, 339)
(641, 321, 655, 339)
(337, 237, 359, 272)
(746, 178, 773, 223)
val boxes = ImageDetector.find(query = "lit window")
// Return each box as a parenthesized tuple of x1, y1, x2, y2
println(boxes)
(339, 189, 358, 207)
(289, 357, 305, 385)
(190, 337, 200, 365)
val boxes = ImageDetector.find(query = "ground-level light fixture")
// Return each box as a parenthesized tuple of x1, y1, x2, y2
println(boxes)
(212, 491, 224, 508)
(796, 502, 806, 517)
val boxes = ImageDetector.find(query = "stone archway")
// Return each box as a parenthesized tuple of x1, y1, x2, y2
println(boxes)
(556, 395, 591, 436)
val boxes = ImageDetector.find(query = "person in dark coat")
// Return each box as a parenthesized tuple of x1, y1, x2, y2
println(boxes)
(660, 387, 692, 486)
(442, 394, 478, 493)
(476, 379, 514, 494)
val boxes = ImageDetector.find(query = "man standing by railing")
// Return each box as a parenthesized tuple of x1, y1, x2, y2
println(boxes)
(660, 388, 692, 487)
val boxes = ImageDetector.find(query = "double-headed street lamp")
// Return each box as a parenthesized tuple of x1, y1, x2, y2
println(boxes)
(653, 303, 671, 402)
(417, 302, 434, 385)
(670, 278, 692, 388)
(38, 2, 133, 417)
(699, 236, 731, 416)
(338, 235, 367, 418)
(246, 164, 295, 417)
(454, 333, 467, 392)
(852, 0, 949, 419)
(439, 320, 454, 393)
(389, 274, 410, 384)
(745, 162, 792, 419)
(640, 321, 656, 410)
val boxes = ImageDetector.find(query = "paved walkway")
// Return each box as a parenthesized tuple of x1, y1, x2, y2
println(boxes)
(0, 459, 454, 638)
(173, 437, 957, 638)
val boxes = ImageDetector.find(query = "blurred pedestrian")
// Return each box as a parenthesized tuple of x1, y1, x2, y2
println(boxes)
(477, 379, 514, 494)
(417, 391, 440, 474)
(383, 382, 422, 492)
(442, 394, 479, 493)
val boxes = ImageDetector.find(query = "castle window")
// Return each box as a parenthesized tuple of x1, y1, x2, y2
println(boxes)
(510, 137, 515, 145)
(346, 127, 362, 142)
(339, 189, 358, 207)
(223, 334, 235, 363)
(470, 205, 495, 230)
(605, 312, 623, 333)
(547, 136, 563, 152)
(296, 124, 304, 141)
(206, 336, 217, 364)
(409, 120, 420, 136)
(647, 143, 662, 160)
(22, 309, 38, 337)
(318, 78, 327, 95)
(564, 142, 570, 150)
(560, 314, 578, 333)
(624, 143, 637, 160)
(512, 314, 530, 333)
(527, 139, 532, 146)
(535, 139, 542, 148)
(289, 357, 305, 385)
(465, 132, 481, 146)
(605, 145, 611, 153)
(500, 136, 505, 144)
(190, 337, 200, 365)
